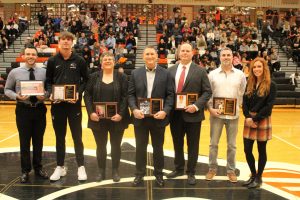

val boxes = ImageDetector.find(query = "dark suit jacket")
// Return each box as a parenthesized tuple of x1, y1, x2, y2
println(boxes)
(84, 70, 130, 131)
(168, 62, 212, 122)
(128, 65, 175, 127)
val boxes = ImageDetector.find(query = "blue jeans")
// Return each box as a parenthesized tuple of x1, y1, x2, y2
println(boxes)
(208, 116, 239, 173)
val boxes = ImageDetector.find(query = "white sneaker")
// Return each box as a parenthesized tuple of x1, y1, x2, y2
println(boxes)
(78, 166, 87, 181)
(50, 166, 67, 181)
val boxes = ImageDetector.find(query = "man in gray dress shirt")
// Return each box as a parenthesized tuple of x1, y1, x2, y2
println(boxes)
(205, 47, 247, 183)
(4, 46, 48, 183)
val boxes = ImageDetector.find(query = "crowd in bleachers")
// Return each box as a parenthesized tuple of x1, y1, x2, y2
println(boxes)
(155, 7, 300, 75)
(0, 14, 29, 52)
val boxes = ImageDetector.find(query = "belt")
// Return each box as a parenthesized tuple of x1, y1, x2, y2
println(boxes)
(17, 102, 44, 108)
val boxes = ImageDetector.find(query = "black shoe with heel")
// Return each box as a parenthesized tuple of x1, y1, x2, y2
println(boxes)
(248, 176, 262, 189)
(242, 175, 256, 187)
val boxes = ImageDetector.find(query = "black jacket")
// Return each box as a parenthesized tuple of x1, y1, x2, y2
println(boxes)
(243, 81, 277, 122)
(46, 52, 88, 95)
(84, 70, 130, 131)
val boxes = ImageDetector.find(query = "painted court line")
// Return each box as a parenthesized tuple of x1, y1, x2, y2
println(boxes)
(0, 133, 17, 143)
(283, 187, 300, 191)
(273, 134, 300, 151)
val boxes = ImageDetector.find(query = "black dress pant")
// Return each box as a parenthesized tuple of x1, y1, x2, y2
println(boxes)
(92, 120, 124, 170)
(170, 111, 201, 175)
(51, 102, 84, 166)
(134, 118, 165, 177)
(16, 103, 47, 173)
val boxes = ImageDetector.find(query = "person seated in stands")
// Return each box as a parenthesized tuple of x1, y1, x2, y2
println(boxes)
(88, 34, 97, 50)
(105, 33, 116, 53)
(115, 43, 125, 62)
(125, 33, 136, 54)
(239, 41, 250, 56)
(181, 23, 192, 35)
(93, 42, 101, 58)
(196, 32, 207, 50)
(24, 37, 33, 48)
(99, 43, 108, 55)
(165, 16, 175, 33)
(192, 48, 201, 65)
(172, 23, 182, 44)
(233, 52, 243, 70)
(156, 15, 164, 33)
(157, 39, 168, 58)
(201, 49, 213, 64)
(249, 42, 259, 60)
(167, 36, 178, 54)
(227, 39, 236, 52)
(45, 28, 55, 44)
(68, 20, 79, 36)
(249, 23, 258, 39)
(44, 19, 53, 33)
(269, 47, 281, 72)
(1, 30, 9, 50)
(82, 45, 92, 67)
(78, 32, 88, 49)
(291, 36, 300, 62)
(35, 39, 48, 49)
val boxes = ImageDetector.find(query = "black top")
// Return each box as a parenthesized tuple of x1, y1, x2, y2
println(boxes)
(46, 52, 88, 95)
(100, 81, 114, 102)
(243, 81, 277, 122)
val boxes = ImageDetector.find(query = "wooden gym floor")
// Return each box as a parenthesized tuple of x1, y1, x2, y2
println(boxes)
(0, 104, 300, 199)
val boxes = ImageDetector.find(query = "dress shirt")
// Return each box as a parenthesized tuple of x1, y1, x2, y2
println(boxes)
(4, 65, 46, 103)
(208, 66, 247, 119)
(145, 65, 157, 98)
(175, 62, 191, 91)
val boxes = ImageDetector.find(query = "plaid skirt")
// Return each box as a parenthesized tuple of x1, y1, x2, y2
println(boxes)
(243, 117, 272, 141)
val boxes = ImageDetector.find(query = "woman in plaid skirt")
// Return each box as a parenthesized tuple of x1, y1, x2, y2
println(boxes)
(242, 57, 277, 189)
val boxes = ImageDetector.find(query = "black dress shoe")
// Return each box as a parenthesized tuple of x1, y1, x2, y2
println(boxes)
(248, 176, 262, 189)
(20, 173, 29, 183)
(187, 174, 196, 185)
(112, 169, 120, 182)
(132, 176, 144, 186)
(96, 173, 106, 182)
(155, 176, 164, 187)
(166, 170, 184, 179)
(35, 169, 49, 179)
(242, 175, 256, 187)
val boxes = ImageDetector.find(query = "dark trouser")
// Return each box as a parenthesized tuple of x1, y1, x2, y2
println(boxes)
(91, 120, 124, 170)
(16, 103, 47, 173)
(170, 111, 201, 175)
(261, 33, 269, 47)
(51, 102, 84, 166)
(243, 138, 267, 176)
(134, 118, 165, 177)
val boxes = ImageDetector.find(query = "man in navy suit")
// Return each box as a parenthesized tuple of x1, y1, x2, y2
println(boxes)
(128, 46, 174, 187)
(167, 43, 212, 185)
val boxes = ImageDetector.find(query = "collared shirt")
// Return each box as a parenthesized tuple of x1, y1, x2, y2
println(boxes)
(175, 61, 192, 91)
(145, 65, 156, 98)
(4, 65, 46, 103)
(208, 66, 247, 119)
(105, 36, 116, 48)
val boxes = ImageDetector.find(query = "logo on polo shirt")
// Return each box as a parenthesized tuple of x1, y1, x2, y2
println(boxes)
(70, 63, 77, 69)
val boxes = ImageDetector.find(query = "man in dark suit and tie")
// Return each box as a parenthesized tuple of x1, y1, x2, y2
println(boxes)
(128, 46, 174, 187)
(167, 43, 212, 185)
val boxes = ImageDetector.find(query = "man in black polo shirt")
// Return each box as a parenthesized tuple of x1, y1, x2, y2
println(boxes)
(4, 46, 48, 183)
(46, 31, 88, 181)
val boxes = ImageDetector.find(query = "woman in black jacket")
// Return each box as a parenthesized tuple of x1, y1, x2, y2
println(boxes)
(242, 57, 277, 189)
(84, 52, 130, 182)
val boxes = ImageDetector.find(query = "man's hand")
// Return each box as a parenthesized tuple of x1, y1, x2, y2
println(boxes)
(90, 112, 100, 122)
(68, 92, 79, 104)
(208, 107, 221, 117)
(133, 109, 144, 119)
(49, 93, 61, 104)
(111, 114, 122, 122)
(16, 93, 29, 101)
(36, 95, 45, 101)
(185, 105, 197, 113)
(153, 111, 167, 120)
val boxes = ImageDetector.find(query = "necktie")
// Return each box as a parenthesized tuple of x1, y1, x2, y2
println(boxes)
(29, 68, 38, 104)
(177, 66, 186, 93)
